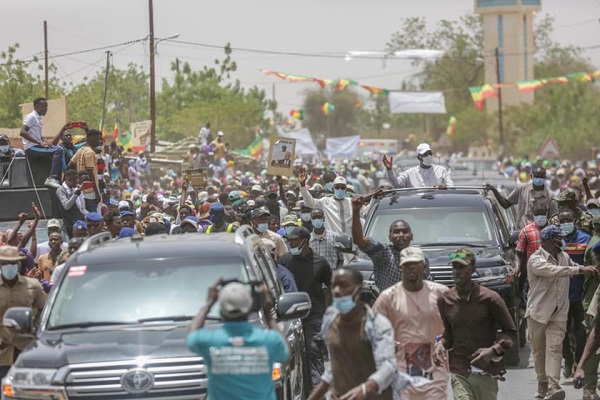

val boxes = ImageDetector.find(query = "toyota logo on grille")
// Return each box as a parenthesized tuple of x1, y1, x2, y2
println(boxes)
(121, 368, 154, 394)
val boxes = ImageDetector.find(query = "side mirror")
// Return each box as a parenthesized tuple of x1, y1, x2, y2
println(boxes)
(276, 292, 311, 321)
(509, 230, 520, 247)
(333, 235, 354, 253)
(3, 307, 33, 334)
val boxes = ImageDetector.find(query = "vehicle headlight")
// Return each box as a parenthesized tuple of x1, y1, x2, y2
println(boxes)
(3, 367, 65, 399)
(10, 368, 56, 386)
(474, 266, 509, 284)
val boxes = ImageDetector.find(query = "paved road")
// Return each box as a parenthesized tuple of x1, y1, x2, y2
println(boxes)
(447, 345, 584, 400)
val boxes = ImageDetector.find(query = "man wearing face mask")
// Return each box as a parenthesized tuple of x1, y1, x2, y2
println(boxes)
(278, 214, 299, 239)
(299, 203, 314, 232)
(308, 267, 396, 400)
(0, 246, 46, 379)
(70, 129, 103, 213)
(486, 166, 557, 229)
(383, 143, 454, 189)
(250, 209, 287, 258)
(586, 198, 600, 219)
(310, 208, 343, 270)
(526, 225, 597, 400)
(0, 134, 23, 159)
(283, 226, 332, 392)
(204, 203, 237, 233)
(558, 208, 591, 380)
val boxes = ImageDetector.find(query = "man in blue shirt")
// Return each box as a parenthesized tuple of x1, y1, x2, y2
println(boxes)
(187, 280, 289, 400)
(559, 208, 591, 379)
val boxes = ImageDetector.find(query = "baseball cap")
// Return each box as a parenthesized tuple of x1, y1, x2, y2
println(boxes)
(85, 212, 103, 223)
(333, 176, 347, 186)
(118, 227, 136, 239)
(229, 190, 242, 201)
(47, 219, 62, 229)
(178, 205, 193, 215)
(416, 143, 432, 155)
(118, 200, 130, 210)
(281, 214, 299, 227)
(217, 131, 224, 136)
(586, 198, 599, 209)
(556, 189, 579, 203)
(285, 226, 310, 240)
(0, 134, 9, 142)
(449, 247, 476, 266)
(399, 246, 426, 266)
(219, 282, 253, 319)
(120, 211, 135, 218)
(209, 202, 225, 214)
(180, 217, 199, 231)
(73, 220, 87, 231)
(541, 225, 565, 241)
(0, 246, 25, 262)
(251, 208, 270, 220)
(251, 185, 263, 193)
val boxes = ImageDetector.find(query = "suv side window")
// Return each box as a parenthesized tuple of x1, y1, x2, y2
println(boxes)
(253, 245, 282, 297)
(489, 200, 509, 246)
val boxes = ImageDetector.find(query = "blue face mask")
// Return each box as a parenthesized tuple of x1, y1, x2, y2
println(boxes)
(324, 182, 334, 193)
(0, 145, 9, 153)
(209, 213, 223, 223)
(534, 215, 547, 227)
(1, 263, 19, 280)
(560, 222, 575, 236)
(256, 223, 268, 233)
(589, 209, 600, 217)
(332, 294, 356, 314)
(312, 219, 324, 229)
(532, 177, 546, 187)
(334, 189, 346, 200)
(289, 240, 305, 256)
(284, 226, 296, 236)
(300, 213, 311, 222)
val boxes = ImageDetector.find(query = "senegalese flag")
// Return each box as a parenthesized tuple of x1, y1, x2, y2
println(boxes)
(321, 102, 335, 115)
(446, 116, 457, 136)
(592, 71, 600, 80)
(515, 80, 544, 92)
(566, 72, 592, 82)
(361, 85, 389, 96)
(335, 79, 357, 91)
(541, 76, 569, 85)
(112, 121, 119, 141)
(239, 136, 264, 158)
(469, 84, 497, 110)
(289, 109, 304, 120)
(116, 130, 132, 150)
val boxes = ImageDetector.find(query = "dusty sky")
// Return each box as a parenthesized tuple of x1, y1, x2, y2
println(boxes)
(3, 0, 600, 113)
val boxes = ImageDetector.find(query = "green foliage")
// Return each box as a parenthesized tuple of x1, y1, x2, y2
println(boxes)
(301, 87, 362, 137)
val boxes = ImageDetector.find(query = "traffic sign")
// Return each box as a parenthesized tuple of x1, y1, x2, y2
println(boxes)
(539, 136, 560, 159)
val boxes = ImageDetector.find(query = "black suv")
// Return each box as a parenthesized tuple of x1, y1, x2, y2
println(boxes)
(1, 227, 311, 400)
(352, 187, 521, 365)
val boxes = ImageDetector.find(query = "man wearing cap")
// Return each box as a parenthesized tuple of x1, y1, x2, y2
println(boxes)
(178, 217, 201, 234)
(205, 203, 237, 233)
(250, 209, 286, 257)
(554, 188, 593, 235)
(526, 225, 597, 400)
(486, 166, 558, 229)
(72, 220, 88, 239)
(310, 208, 343, 270)
(0, 246, 46, 379)
(434, 248, 517, 400)
(20, 98, 65, 188)
(56, 169, 87, 238)
(104, 212, 123, 239)
(298, 167, 353, 240)
(187, 280, 288, 400)
(85, 212, 105, 236)
(382, 143, 453, 189)
(373, 246, 448, 399)
(260, 238, 297, 293)
(0, 134, 23, 158)
(70, 129, 103, 212)
(250, 184, 264, 200)
(282, 226, 332, 391)
(35, 219, 67, 265)
(278, 214, 299, 238)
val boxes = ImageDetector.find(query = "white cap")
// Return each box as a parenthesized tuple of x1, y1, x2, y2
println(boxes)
(333, 176, 347, 186)
(217, 131, 224, 137)
(118, 200, 130, 210)
(47, 219, 62, 229)
(416, 143, 432, 155)
(219, 282, 253, 319)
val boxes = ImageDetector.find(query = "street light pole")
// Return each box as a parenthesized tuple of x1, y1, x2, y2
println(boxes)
(148, 0, 156, 153)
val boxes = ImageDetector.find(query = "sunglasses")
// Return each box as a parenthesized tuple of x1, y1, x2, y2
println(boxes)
(449, 252, 469, 260)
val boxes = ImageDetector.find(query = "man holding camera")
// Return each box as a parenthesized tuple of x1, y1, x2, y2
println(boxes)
(187, 279, 289, 400)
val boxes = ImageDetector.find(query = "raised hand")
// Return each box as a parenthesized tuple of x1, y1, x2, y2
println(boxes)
(382, 155, 393, 171)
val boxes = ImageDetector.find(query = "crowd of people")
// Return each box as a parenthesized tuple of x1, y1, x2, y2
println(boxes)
(1, 97, 600, 399)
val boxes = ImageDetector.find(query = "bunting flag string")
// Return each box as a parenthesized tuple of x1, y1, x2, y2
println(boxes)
(469, 85, 498, 111)
(321, 102, 335, 115)
(446, 116, 457, 136)
(289, 109, 304, 120)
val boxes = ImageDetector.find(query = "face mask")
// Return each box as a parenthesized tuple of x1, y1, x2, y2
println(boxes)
(284, 226, 296, 236)
(560, 222, 575, 236)
(534, 215, 547, 227)
(554, 238, 567, 251)
(589, 209, 600, 217)
(532, 177, 545, 187)
(421, 155, 433, 167)
(312, 219, 324, 229)
(210, 213, 223, 223)
(255, 223, 268, 233)
(289, 241, 305, 256)
(0, 145, 9, 153)
(324, 182, 334, 193)
(332, 293, 357, 315)
(300, 213, 311, 222)
(96, 145, 104, 151)
(1, 264, 19, 280)
(334, 189, 346, 200)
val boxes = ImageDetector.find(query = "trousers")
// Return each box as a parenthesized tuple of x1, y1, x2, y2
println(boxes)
(451, 373, 498, 400)
(25, 145, 63, 179)
(528, 317, 567, 389)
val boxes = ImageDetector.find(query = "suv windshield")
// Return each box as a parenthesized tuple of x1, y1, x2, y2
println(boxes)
(366, 207, 497, 247)
(47, 258, 248, 329)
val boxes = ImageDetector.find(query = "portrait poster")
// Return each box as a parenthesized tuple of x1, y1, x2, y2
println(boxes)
(267, 136, 296, 177)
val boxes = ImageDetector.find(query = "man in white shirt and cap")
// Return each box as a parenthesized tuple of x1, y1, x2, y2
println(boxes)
(383, 143, 454, 189)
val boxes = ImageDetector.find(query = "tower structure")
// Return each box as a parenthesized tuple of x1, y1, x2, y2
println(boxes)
(475, 0, 541, 111)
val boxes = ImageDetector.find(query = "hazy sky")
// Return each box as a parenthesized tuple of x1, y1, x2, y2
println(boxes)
(3, 0, 600, 114)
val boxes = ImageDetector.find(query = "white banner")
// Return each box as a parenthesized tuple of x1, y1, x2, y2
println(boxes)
(388, 92, 446, 114)
(278, 128, 318, 156)
(326, 135, 360, 161)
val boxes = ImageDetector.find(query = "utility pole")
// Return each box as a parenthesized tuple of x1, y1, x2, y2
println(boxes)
(148, 0, 156, 153)
(43, 21, 49, 99)
(495, 47, 505, 152)
(100, 51, 111, 132)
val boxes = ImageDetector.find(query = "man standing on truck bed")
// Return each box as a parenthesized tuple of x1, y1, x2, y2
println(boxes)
(383, 143, 454, 189)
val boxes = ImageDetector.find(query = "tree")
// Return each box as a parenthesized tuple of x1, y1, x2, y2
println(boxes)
(301, 87, 362, 138)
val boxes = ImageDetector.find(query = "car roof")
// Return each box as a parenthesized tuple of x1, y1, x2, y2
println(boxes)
(72, 232, 254, 266)
(374, 187, 490, 211)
